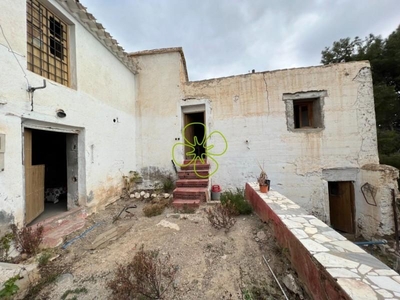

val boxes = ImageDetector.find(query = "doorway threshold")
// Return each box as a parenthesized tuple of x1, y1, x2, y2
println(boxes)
(29, 207, 87, 248)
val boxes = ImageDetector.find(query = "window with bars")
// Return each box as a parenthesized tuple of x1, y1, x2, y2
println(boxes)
(27, 0, 69, 86)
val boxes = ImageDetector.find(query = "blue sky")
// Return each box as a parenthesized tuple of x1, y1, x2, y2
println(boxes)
(80, 0, 399, 81)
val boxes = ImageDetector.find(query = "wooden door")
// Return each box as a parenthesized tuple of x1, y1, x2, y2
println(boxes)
(329, 181, 355, 233)
(24, 129, 45, 224)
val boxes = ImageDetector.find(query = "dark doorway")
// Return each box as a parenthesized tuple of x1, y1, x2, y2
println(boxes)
(328, 181, 355, 234)
(183, 112, 206, 159)
(28, 129, 68, 224)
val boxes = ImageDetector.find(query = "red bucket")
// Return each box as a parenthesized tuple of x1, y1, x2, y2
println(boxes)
(212, 185, 221, 192)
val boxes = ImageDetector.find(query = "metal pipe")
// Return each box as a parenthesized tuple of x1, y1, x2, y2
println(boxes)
(61, 221, 103, 249)
(354, 240, 387, 246)
(262, 255, 289, 300)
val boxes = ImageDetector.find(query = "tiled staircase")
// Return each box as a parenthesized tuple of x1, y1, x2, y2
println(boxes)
(172, 160, 210, 209)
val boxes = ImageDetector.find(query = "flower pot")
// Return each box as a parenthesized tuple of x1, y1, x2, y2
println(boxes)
(259, 184, 268, 193)
(259, 179, 270, 193)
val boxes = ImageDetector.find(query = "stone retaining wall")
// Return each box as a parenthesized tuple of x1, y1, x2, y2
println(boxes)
(245, 182, 400, 299)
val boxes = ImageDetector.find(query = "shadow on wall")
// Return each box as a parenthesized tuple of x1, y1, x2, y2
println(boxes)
(0, 210, 14, 235)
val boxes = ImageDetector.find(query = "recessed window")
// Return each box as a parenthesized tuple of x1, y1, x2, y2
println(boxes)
(294, 99, 315, 129)
(283, 91, 326, 131)
(27, 0, 69, 86)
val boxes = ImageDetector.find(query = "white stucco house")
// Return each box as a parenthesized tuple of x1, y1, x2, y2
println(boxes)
(0, 0, 398, 239)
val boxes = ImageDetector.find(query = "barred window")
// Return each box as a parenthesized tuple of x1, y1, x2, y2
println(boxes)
(27, 0, 69, 86)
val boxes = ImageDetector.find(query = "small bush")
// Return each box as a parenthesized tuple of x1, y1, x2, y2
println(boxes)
(0, 232, 14, 262)
(61, 287, 88, 300)
(220, 188, 252, 215)
(0, 275, 20, 298)
(107, 245, 177, 300)
(37, 251, 52, 267)
(143, 198, 170, 217)
(206, 201, 237, 232)
(162, 175, 176, 193)
(143, 203, 165, 217)
(10, 224, 44, 256)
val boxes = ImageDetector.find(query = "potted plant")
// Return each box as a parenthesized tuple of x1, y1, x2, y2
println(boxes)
(258, 164, 270, 193)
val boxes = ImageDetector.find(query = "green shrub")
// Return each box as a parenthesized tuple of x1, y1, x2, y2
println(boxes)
(0, 275, 20, 298)
(220, 188, 252, 215)
(0, 232, 14, 262)
(37, 251, 52, 267)
(162, 175, 176, 193)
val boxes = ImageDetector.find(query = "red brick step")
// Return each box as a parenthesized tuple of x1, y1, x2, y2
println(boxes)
(172, 199, 201, 209)
(173, 187, 208, 201)
(176, 179, 209, 188)
(178, 170, 209, 179)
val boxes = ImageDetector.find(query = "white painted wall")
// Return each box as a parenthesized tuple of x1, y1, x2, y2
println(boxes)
(133, 50, 394, 237)
(0, 0, 136, 228)
(132, 51, 186, 179)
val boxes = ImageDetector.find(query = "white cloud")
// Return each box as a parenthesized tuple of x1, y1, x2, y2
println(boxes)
(80, 0, 399, 80)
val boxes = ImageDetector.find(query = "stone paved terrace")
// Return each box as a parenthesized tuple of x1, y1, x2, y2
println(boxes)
(245, 182, 400, 300)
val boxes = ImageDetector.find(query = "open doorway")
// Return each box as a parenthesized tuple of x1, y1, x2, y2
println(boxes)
(183, 112, 206, 159)
(25, 128, 77, 224)
(328, 181, 355, 234)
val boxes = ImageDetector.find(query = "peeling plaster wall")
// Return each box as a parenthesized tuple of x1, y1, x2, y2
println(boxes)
(0, 0, 136, 226)
(358, 164, 399, 238)
(184, 62, 379, 216)
(133, 52, 384, 235)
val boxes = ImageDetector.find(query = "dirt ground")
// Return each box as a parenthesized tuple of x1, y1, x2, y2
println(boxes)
(27, 196, 309, 300)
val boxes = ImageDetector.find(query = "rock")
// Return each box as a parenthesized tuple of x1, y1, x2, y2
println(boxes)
(163, 193, 170, 199)
(256, 231, 267, 241)
(129, 194, 135, 199)
(208, 233, 212, 237)
(166, 213, 180, 219)
(151, 193, 157, 198)
(255, 237, 260, 242)
(282, 273, 303, 299)
(388, 248, 395, 253)
(221, 255, 227, 260)
(143, 193, 150, 199)
(156, 220, 180, 231)
(140, 191, 145, 196)
(135, 192, 141, 199)
(21, 253, 28, 260)
(187, 216, 202, 224)
(56, 273, 74, 285)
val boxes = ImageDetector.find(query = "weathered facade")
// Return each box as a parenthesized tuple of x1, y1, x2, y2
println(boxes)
(0, 1, 398, 239)
(0, 0, 137, 231)
(131, 49, 398, 239)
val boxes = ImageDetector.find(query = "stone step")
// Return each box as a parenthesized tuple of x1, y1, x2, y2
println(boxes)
(172, 199, 201, 209)
(180, 163, 210, 171)
(178, 170, 209, 179)
(173, 187, 208, 201)
(183, 159, 207, 164)
(176, 179, 209, 188)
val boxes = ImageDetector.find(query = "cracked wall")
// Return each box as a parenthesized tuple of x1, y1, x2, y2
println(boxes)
(133, 52, 388, 236)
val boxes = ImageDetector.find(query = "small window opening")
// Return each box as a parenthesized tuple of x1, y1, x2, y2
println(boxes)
(294, 100, 314, 128)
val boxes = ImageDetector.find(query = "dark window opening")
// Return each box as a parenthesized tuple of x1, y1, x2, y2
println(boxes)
(294, 100, 314, 129)
(50, 37, 63, 59)
(49, 16, 63, 40)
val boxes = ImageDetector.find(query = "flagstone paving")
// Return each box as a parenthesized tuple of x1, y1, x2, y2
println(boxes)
(247, 182, 400, 300)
